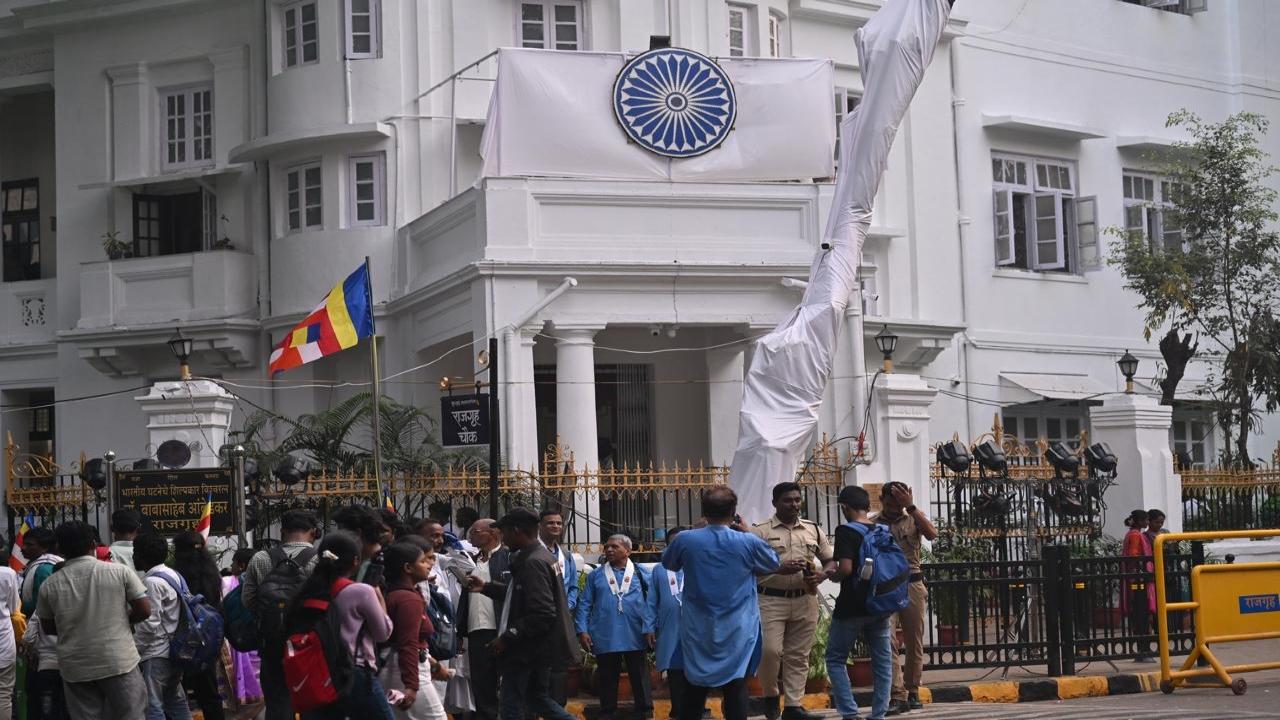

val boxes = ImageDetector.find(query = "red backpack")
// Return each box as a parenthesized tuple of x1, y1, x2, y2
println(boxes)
(283, 578, 359, 712)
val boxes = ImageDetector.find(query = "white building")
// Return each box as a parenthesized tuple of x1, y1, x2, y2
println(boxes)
(1, 0, 1277, 508)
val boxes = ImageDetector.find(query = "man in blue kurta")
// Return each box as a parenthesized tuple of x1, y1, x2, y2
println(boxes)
(576, 534, 655, 719)
(662, 486, 781, 720)
(651, 526, 709, 718)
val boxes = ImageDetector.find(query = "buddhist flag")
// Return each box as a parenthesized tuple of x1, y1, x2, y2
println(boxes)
(269, 264, 375, 375)
(195, 494, 213, 540)
(9, 512, 33, 573)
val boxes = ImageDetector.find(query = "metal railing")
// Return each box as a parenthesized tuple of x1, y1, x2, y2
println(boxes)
(1179, 458, 1280, 532)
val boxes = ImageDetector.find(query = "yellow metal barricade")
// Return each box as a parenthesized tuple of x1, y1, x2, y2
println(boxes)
(1155, 529, 1280, 695)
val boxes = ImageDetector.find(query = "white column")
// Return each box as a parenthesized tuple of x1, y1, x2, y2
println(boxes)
(504, 327, 540, 473)
(860, 373, 938, 509)
(1089, 393, 1179, 538)
(555, 327, 601, 542)
(105, 62, 151, 180)
(135, 380, 235, 468)
(706, 345, 745, 466)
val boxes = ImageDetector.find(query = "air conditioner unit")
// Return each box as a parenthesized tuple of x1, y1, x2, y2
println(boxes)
(1143, 0, 1180, 7)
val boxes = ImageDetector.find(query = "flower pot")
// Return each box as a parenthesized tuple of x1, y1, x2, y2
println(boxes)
(847, 659, 874, 688)
(747, 676, 764, 697)
(936, 624, 960, 646)
(566, 665, 582, 697)
(1092, 606, 1123, 628)
(804, 677, 830, 694)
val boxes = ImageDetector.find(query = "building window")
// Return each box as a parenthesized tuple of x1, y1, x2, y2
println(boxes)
(1002, 409, 1086, 452)
(519, 1, 582, 50)
(727, 4, 755, 57)
(767, 11, 785, 57)
(161, 87, 214, 170)
(348, 154, 385, 226)
(131, 189, 216, 257)
(1120, 0, 1208, 15)
(283, 1, 319, 68)
(992, 154, 1097, 274)
(1, 179, 39, 282)
(345, 0, 380, 58)
(1171, 414, 1212, 467)
(833, 88, 861, 163)
(287, 163, 323, 231)
(1123, 172, 1185, 253)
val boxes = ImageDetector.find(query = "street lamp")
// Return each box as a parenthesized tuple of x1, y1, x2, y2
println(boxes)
(1117, 350, 1139, 394)
(168, 327, 194, 380)
(874, 325, 899, 373)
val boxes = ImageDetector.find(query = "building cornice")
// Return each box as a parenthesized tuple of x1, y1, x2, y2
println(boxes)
(12, 0, 220, 31)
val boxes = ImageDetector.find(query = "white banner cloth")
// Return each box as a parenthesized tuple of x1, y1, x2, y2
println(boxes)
(479, 49, 834, 182)
(728, 0, 954, 524)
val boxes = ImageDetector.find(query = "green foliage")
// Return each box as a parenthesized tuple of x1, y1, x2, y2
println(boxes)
(1109, 111, 1280, 467)
(238, 392, 484, 475)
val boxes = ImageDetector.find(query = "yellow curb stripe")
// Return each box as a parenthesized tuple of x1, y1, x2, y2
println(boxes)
(1057, 675, 1110, 699)
(969, 681, 1020, 703)
(1138, 671, 1162, 692)
(919, 686, 933, 704)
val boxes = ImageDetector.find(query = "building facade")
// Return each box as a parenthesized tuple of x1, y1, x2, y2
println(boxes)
(0, 0, 1277, 506)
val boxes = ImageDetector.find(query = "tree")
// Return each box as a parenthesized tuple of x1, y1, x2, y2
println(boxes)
(239, 392, 484, 476)
(1110, 111, 1280, 467)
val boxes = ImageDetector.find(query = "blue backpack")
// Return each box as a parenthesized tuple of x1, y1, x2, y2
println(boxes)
(845, 522, 911, 615)
(425, 586, 458, 661)
(149, 570, 226, 671)
(222, 576, 258, 652)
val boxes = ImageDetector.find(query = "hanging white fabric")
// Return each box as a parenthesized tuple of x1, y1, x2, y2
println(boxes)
(667, 569, 683, 606)
(603, 560, 636, 613)
(728, 0, 955, 524)
(479, 49, 834, 182)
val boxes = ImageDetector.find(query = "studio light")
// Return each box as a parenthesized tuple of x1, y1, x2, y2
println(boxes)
(972, 489, 1016, 518)
(974, 440, 1007, 476)
(936, 440, 972, 475)
(81, 458, 107, 491)
(1084, 442, 1117, 475)
(274, 455, 309, 486)
(1045, 441, 1081, 477)
(243, 456, 263, 492)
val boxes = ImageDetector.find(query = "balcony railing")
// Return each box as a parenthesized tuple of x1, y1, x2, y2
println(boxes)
(77, 249, 256, 329)
(0, 277, 55, 344)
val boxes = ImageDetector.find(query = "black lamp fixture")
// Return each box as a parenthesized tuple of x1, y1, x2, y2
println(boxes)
(973, 440, 1008, 477)
(81, 458, 108, 491)
(936, 440, 972, 475)
(1117, 350, 1139, 395)
(1045, 441, 1081, 477)
(1084, 442, 1117, 476)
(874, 325, 899, 373)
(168, 327, 194, 380)
(274, 454, 309, 486)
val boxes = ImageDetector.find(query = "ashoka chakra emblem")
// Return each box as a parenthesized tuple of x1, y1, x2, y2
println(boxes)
(613, 48, 737, 158)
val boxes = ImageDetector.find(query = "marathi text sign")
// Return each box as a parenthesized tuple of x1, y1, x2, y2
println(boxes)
(116, 468, 234, 536)
(441, 394, 491, 447)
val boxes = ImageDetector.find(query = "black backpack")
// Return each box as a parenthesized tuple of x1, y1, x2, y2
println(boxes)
(425, 586, 458, 660)
(255, 546, 317, 641)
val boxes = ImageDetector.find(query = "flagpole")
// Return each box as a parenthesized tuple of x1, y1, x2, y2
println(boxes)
(365, 256, 385, 505)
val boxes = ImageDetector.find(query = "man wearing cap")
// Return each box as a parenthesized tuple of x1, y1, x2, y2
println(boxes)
(750, 482, 835, 720)
(876, 482, 937, 714)
(466, 508, 580, 720)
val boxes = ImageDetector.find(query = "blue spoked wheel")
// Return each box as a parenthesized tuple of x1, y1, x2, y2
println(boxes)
(613, 48, 737, 158)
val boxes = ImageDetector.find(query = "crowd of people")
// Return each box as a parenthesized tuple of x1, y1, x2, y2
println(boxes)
(0, 481, 939, 720)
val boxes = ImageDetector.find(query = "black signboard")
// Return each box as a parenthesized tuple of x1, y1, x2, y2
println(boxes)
(441, 393, 491, 447)
(116, 468, 234, 536)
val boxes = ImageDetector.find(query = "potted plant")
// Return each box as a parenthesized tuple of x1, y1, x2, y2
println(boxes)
(101, 230, 131, 260)
(212, 214, 235, 250)
(805, 606, 832, 694)
(923, 529, 990, 646)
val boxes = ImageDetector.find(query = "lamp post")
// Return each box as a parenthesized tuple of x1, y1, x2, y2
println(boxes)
(874, 325, 899, 374)
(1118, 350, 1139, 395)
(231, 444, 247, 547)
(168, 328, 194, 381)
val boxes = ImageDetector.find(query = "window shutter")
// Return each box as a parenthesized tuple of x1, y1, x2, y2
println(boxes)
(1182, 0, 1208, 14)
(993, 189, 1015, 266)
(1075, 196, 1100, 271)
(1032, 192, 1065, 270)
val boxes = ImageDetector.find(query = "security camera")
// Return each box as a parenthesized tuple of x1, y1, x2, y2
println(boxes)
(649, 324, 662, 337)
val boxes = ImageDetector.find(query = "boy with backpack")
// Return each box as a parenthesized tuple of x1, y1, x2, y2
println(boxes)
(826, 485, 911, 720)
(241, 509, 319, 720)
(133, 532, 192, 720)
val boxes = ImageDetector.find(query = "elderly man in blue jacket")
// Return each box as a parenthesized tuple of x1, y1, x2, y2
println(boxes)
(576, 534, 655, 720)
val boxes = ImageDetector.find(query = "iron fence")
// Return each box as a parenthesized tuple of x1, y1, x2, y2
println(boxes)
(1180, 464, 1280, 532)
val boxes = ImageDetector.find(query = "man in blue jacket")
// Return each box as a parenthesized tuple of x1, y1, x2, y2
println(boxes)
(576, 534, 655, 720)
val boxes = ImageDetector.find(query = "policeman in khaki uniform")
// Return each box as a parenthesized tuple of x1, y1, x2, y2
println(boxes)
(875, 481, 938, 715)
(750, 482, 835, 720)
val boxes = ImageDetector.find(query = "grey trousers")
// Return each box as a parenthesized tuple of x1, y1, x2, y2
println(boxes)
(64, 666, 147, 720)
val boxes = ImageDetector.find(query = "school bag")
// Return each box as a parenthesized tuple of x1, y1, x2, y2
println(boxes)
(148, 569, 226, 672)
(255, 546, 317, 641)
(845, 522, 912, 615)
(222, 576, 258, 651)
(424, 585, 458, 660)
(284, 578, 361, 712)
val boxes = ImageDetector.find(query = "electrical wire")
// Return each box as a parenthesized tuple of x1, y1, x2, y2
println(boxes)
(0, 384, 154, 415)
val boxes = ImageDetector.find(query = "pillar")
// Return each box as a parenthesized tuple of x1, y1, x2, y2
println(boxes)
(859, 373, 938, 510)
(555, 326, 601, 543)
(706, 345, 744, 466)
(503, 327, 540, 473)
(1089, 393, 1179, 538)
(135, 380, 235, 468)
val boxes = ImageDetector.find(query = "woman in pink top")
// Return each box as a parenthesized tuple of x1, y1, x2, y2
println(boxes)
(287, 530, 395, 720)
